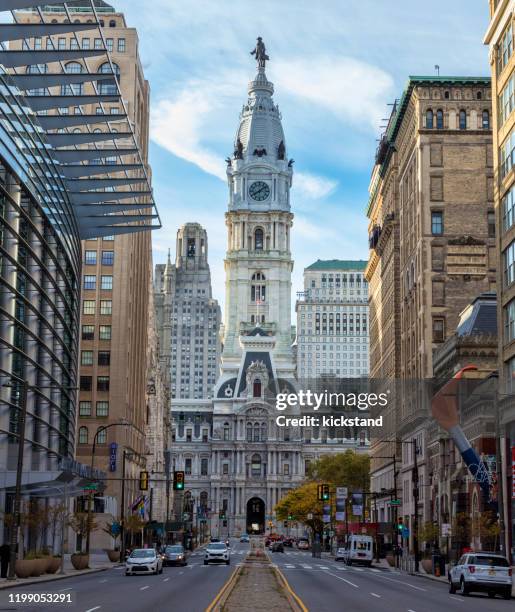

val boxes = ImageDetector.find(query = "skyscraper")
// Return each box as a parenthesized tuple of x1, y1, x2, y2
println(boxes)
(155, 223, 221, 401)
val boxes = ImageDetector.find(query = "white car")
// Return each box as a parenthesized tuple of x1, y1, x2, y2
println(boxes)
(449, 552, 512, 599)
(204, 542, 230, 565)
(342, 535, 373, 567)
(125, 548, 163, 575)
(335, 547, 346, 561)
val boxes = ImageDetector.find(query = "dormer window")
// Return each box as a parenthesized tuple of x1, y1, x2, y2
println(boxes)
(253, 378, 262, 397)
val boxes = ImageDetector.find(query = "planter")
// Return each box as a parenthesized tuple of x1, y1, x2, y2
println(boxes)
(421, 559, 433, 574)
(30, 559, 46, 577)
(105, 550, 120, 562)
(14, 559, 35, 579)
(71, 553, 89, 570)
(47, 557, 61, 574)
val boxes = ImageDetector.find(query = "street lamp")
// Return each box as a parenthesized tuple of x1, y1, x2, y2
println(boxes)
(85, 419, 130, 555)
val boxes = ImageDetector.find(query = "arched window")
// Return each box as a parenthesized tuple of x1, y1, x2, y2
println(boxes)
(436, 109, 444, 129)
(426, 109, 433, 129)
(444, 91, 450, 99)
(98, 62, 120, 95)
(246, 422, 252, 442)
(109, 19, 116, 27)
(459, 109, 467, 130)
(96, 427, 107, 444)
(223, 422, 230, 441)
(253, 423, 260, 442)
(253, 378, 262, 398)
(62, 60, 84, 94)
(482, 109, 490, 129)
(251, 454, 261, 476)
(251, 272, 266, 303)
(477, 91, 482, 100)
(254, 228, 264, 250)
(79, 426, 88, 444)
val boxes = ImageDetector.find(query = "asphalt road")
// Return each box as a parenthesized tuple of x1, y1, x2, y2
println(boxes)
(270, 548, 513, 612)
(1, 544, 512, 612)
(0, 540, 248, 612)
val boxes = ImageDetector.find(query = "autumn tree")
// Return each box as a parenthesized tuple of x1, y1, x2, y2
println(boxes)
(275, 482, 324, 536)
(307, 450, 370, 493)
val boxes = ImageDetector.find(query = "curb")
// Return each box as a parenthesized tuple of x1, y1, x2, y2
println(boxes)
(272, 565, 308, 612)
(205, 565, 242, 612)
(0, 567, 110, 590)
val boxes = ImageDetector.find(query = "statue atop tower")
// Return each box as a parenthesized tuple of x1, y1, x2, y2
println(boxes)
(250, 37, 269, 69)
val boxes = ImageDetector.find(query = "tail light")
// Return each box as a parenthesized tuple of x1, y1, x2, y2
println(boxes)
(469, 566, 475, 574)
(509, 568, 512, 577)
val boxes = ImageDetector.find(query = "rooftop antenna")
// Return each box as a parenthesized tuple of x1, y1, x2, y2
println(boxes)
(435, 64, 440, 76)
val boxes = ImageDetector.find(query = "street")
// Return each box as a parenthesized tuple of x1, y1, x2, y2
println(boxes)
(1, 541, 512, 612)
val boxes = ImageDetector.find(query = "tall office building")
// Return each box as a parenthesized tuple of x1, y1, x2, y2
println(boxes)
(0, 0, 158, 551)
(295, 260, 369, 379)
(154, 223, 222, 401)
(366, 76, 495, 543)
(484, 0, 515, 560)
(15, 1, 157, 550)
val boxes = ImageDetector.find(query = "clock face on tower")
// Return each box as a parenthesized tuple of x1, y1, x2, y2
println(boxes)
(249, 181, 270, 201)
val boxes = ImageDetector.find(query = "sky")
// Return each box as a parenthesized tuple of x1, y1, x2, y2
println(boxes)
(117, 0, 491, 308)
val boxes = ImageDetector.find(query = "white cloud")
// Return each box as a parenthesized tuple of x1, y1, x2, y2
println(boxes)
(294, 172, 337, 199)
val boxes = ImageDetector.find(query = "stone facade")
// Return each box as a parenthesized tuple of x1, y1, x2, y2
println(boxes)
(366, 77, 496, 546)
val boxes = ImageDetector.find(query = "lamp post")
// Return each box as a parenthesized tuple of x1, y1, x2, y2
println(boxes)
(86, 420, 129, 555)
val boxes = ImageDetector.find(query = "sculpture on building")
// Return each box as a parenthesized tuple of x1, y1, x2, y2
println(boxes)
(250, 37, 269, 68)
(277, 140, 285, 160)
(234, 138, 244, 159)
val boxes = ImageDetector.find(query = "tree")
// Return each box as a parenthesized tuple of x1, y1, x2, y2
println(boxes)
(307, 450, 370, 493)
(124, 514, 145, 548)
(68, 512, 98, 554)
(48, 503, 68, 555)
(275, 482, 324, 536)
(102, 519, 121, 550)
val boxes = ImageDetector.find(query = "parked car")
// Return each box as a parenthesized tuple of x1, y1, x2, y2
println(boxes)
(283, 538, 293, 547)
(204, 542, 231, 565)
(342, 535, 373, 567)
(297, 538, 310, 550)
(162, 544, 187, 567)
(125, 548, 163, 576)
(210, 537, 220, 543)
(271, 541, 284, 553)
(240, 534, 250, 543)
(335, 547, 346, 562)
(448, 552, 512, 599)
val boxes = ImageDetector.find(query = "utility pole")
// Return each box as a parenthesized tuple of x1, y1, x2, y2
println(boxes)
(412, 438, 420, 573)
(120, 450, 127, 561)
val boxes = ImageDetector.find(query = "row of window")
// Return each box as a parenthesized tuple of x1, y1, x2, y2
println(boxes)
(498, 23, 513, 75)
(79, 401, 109, 417)
(84, 275, 113, 290)
(80, 375, 110, 392)
(78, 424, 110, 445)
(30, 35, 125, 52)
(83, 300, 112, 315)
(81, 350, 111, 366)
(499, 70, 515, 126)
(82, 325, 111, 341)
(500, 125, 515, 179)
(426, 108, 489, 130)
(85, 250, 114, 266)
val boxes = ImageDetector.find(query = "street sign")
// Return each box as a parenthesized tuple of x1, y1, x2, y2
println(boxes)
(111, 522, 121, 536)
(389, 499, 401, 506)
(336, 487, 348, 498)
(441, 523, 452, 537)
(401, 527, 409, 538)
(83, 483, 99, 491)
(307, 513, 313, 520)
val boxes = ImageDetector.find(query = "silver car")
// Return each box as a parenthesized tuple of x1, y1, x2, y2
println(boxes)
(163, 544, 187, 566)
(449, 552, 512, 599)
(204, 542, 230, 565)
(335, 547, 346, 561)
(125, 548, 163, 576)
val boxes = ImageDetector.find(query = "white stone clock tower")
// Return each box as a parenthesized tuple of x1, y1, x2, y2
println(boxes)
(222, 51, 294, 379)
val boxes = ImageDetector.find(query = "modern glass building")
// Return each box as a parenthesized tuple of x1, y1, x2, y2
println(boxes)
(0, 0, 159, 543)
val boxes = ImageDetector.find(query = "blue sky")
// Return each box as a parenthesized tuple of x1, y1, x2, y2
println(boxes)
(119, 0, 490, 307)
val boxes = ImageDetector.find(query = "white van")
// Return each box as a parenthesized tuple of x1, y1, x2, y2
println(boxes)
(342, 535, 374, 566)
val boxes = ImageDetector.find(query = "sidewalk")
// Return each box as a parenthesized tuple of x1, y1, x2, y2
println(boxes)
(0, 553, 119, 590)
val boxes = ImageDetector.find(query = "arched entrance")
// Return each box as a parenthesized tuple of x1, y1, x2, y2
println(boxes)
(246, 497, 265, 534)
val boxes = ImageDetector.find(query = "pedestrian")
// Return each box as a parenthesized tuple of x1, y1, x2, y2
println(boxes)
(0, 543, 10, 578)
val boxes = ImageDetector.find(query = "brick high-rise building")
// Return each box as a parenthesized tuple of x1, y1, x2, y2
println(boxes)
(484, 0, 515, 560)
(366, 76, 496, 545)
(16, 1, 157, 550)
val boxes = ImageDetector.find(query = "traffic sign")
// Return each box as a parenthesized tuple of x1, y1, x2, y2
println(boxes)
(401, 527, 409, 538)
(83, 483, 99, 491)
(389, 499, 401, 506)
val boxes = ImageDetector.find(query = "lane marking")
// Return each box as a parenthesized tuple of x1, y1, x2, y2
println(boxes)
(163, 577, 170, 582)
(140, 586, 149, 591)
(285, 565, 295, 569)
(178, 571, 184, 575)
(322, 570, 358, 588)
(370, 592, 381, 598)
(351, 567, 364, 571)
(274, 566, 309, 612)
(99, 579, 108, 583)
(408, 610, 417, 612)
(318, 566, 329, 570)
(58, 587, 73, 591)
(85, 608, 101, 612)
(375, 574, 427, 591)
(301, 565, 312, 569)
(449, 596, 465, 602)
(370, 568, 380, 573)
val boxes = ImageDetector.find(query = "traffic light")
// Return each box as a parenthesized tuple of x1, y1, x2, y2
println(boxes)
(173, 470, 185, 491)
(139, 470, 149, 491)
(283, 520, 288, 527)
(219, 510, 226, 520)
(322, 484, 330, 501)
(397, 518, 404, 532)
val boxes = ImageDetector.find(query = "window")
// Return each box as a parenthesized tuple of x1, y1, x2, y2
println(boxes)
(101, 275, 113, 290)
(109, 19, 116, 27)
(94, 38, 102, 49)
(506, 355, 515, 394)
(82, 38, 90, 50)
(98, 62, 120, 94)
(101, 251, 114, 265)
(458, 109, 467, 130)
(223, 423, 230, 440)
(201, 458, 208, 475)
(504, 299, 515, 343)
(251, 454, 261, 477)
(98, 351, 110, 366)
(482, 109, 490, 129)
(185, 458, 192, 475)
(426, 109, 433, 128)
(500, 127, 515, 179)
(436, 109, 444, 129)
(498, 23, 513, 74)
(85, 250, 97, 265)
(504, 240, 515, 286)
(503, 185, 515, 231)
(246, 422, 252, 442)
(81, 350, 93, 366)
(79, 401, 92, 416)
(79, 426, 88, 444)
(499, 73, 515, 126)
(488, 211, 496, 238)
(82, 325, 94, 340)
(97, 376, 110, 392)
(83, 300, 95, 315)
(105, 38, 113, 52)
(96, 427, 107, 444)
(96, 401, 109, 417)
(99, 325, 112, 340)
(80, 376, 92, 391)
(62, 61, 83, 95)
(284, 463, 290, 475)
(253, 378, 262, 397)
(251, 272, 266, 302)
(254, 228, 264, 250)
(84, 275, 96, 290)
(117, 38, 126, 52)
(58, 38, 66, 50)
(223, 463, 229, 475)
(432, 318, 445, 342)
(103, 235, 114, 241)
(186, 430, 192, 442)
(100, 300, 112, 315)
(431, 211, 443, 235)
